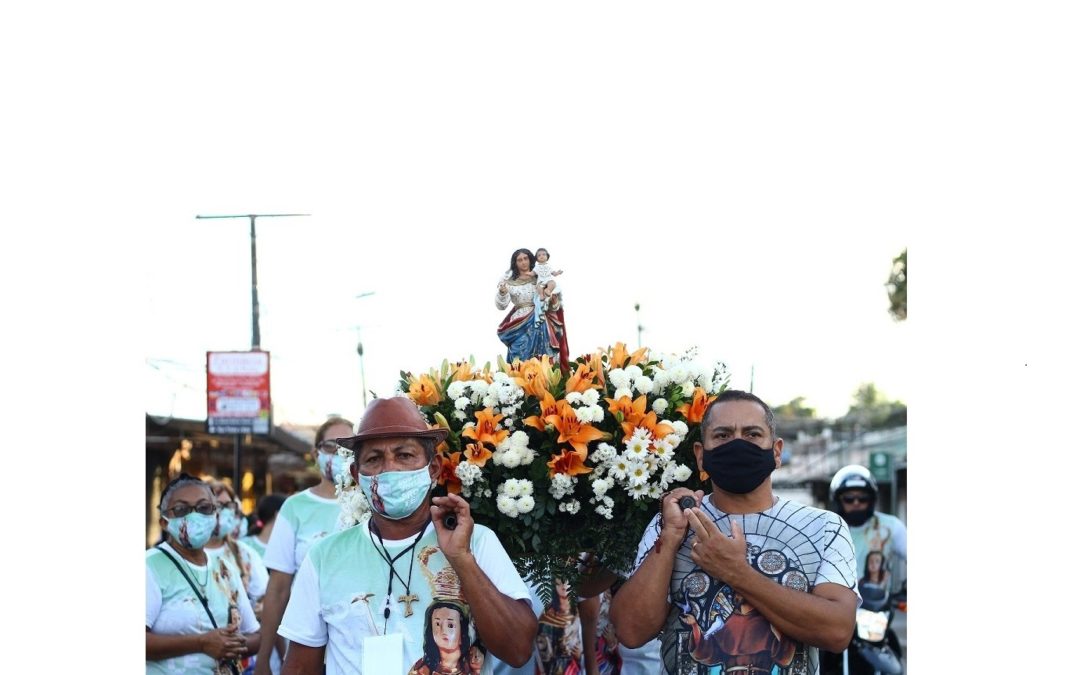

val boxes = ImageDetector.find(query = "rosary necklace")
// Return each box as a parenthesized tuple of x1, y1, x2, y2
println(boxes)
(369, 518, 429, 633)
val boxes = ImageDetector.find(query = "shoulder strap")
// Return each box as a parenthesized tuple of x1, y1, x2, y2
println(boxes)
(153, 544, 218, 629)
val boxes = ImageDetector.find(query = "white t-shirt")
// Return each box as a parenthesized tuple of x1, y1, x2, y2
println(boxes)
(279, 520, 530, 674)
(263, 488, 340, 575)
(629, 496, 859, 675)
(206, 538, 269, 604)
(146, 542, 259, 674)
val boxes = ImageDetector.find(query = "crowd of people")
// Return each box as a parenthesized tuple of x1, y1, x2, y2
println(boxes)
(148, 248, 905, 674)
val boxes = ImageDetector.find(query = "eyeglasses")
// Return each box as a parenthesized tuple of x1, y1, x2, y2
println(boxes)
(317, 441, 342, 453)
(217, 502, 240, 515)
(163, 501, 218, 518)
(841, 495, 871, 505)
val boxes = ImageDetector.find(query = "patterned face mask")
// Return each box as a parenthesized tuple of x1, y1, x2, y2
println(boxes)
(359, 465, 434, 520)
(166, 512, 218, 549)
(317, 452, 351, 483)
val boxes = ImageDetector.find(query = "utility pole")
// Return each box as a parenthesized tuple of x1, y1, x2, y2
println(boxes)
(195, 212, 309, 487)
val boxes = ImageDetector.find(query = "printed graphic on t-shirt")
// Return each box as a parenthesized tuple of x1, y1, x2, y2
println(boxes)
(638, 499, 856, 675)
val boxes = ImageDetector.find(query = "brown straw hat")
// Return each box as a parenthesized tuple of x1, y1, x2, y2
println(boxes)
(334, 396, 448, 450)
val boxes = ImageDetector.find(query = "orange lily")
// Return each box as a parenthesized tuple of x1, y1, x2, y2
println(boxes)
(564, 362, 603, 394)
(462, 442, 494, 468)
(676, 387, 717, 424)
(436, 451, 462, 494)
(461, 408, 509, 448)
(605, 394, 648, 437)
(407, 373, 443, 406)
(545, 400, 607, 456)
(547, 448, 593, 478)
(608, 342, 648, 369)
(524, 391, 560, 432)
(510, 356, 553, 399)
(637, 411, 675, 441)
(449, 361, 474, 383)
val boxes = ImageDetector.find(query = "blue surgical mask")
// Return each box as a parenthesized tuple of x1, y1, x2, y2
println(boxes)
(235, 515, 248, 539)
(317, 452, 351, 483)
(359, 465, 435, 520)
(166, 512, 218, 549)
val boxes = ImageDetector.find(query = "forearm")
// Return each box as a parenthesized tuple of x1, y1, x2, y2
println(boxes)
(243, 631, 261, 657)
(146, 630, 206, 661)
(280, 642, 326, 675)
(609, 530, 681, 648)
(450, 552, 537, 667)
(256, 572, 292, 660)
(726, 567, 855, 652)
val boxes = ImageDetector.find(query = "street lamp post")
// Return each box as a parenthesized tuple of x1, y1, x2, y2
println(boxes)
(195, 212, 309, 487)
(354, 292, 375, 409)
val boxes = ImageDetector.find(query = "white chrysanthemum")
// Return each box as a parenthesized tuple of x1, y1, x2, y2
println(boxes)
(581, 388, 600, 406)
(455, 463, 481, 486)
(574, 407, 593, 423)
(501, 479, 523, 498)
(610, 458, 630, 480)
(681, 381, 696, 397)
(484, 488, 493, 498)
(592, 477, 613, 496)
(595, 504, 613, 519)
(565, 391, 583, 405)
(496, 494, 519, 517)
(643, 454, 660, 474)
(510, 430, 530, 449)
(613, 386, 633, 401)
(627, 461, 651, 487)
(500, 448, 522, 468)
(492, 371, 510, 383)
(549, 473, 575, 499)
(452, 410, 467, 421)
(447, 381, 467, 399)
(587, 405, 605, 423)
(592, 442, 618, 464)
(625, 364, 643, 381)
(629, 426, 650, 442)
(669, 365, 689, 384)
(517, 495, 535, 513)
(558, 499, 581, 514)
(482, 394, 498, 408)
(653, 435, 675, 455)
(454, 396, 470, 411)
(665, 433, 683, 448)
(608, 368, 630, 390)
(671, 420, 689, 436)
(519, 480, 534, 496)
(629, 483, 650, 500)
(652, 398, 669, 415)
(647, 483, 663, 499)
(519, 447, 537, 466)
(652, 369, 671, 388)
(673, 464, 693, 481)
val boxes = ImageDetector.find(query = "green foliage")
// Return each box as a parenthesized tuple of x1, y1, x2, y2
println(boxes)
(773, 396, 816, 419)
(886, 248, 907, 321)
(842, 383, 906, 430)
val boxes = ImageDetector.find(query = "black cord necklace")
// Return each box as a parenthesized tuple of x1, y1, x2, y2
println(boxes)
(368, 517, 429, 633)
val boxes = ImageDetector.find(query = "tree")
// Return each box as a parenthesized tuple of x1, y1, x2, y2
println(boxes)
(774, 396, 817, 419)
(842, 383, 906, 430)
(886, 248, 907, 321)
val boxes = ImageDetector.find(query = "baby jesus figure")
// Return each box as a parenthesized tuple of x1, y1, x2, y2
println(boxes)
(533, 247, 563, 309)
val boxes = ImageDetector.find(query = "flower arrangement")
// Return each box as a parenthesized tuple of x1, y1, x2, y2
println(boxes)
(394, 342, 729, 595)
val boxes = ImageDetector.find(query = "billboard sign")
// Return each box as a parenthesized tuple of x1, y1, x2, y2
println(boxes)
(207, 350, 271, 435)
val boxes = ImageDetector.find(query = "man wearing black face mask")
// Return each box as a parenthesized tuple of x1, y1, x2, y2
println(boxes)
(610, 390, 860, 675)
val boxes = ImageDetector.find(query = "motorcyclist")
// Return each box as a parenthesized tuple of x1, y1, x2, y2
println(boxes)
(821, 465, 907, 674)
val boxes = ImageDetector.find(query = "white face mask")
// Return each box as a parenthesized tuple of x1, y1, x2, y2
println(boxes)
(317, 452, 351, 482)
(359, 465, 434, 520)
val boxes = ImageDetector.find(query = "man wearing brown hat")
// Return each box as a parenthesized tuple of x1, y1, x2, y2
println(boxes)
(278, 396, 538, 674)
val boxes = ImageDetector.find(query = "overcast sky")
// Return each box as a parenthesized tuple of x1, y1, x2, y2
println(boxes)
(139, 4, 913, 424)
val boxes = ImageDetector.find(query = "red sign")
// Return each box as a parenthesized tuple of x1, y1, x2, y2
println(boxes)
(206, 351, 271, 435)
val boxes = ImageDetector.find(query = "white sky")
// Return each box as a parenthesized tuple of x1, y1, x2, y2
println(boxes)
(7, 2, 1079, 670)
(138, 3, 913, 425)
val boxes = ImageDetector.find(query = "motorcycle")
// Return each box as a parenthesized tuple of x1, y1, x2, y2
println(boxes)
(842, 581, 905, 675)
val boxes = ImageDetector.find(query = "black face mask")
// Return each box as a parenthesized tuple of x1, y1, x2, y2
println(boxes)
(701, 438, 777, 494)
(838, 499, 876, 527)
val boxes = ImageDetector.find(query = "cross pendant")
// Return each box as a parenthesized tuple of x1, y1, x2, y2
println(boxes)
(398, 593, 420, 617)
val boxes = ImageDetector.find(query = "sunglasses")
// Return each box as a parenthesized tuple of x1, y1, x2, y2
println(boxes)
(841, 495, 871, 505)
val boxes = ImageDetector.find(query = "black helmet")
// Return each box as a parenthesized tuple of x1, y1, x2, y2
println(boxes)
(830, 464, 878, 526)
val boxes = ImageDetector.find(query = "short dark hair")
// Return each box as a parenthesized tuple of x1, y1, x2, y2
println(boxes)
(701, 390, 776, 439)
(159, 473, 212, 512)
(536, 247, 550, 258)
